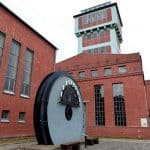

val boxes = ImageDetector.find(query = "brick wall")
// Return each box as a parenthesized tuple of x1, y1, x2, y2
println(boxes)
(0, 4, 56, 137)
(145, 80, 150, 115)
(56, 52, 150, 138)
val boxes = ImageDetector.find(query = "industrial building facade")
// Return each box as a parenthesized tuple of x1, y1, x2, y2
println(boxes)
(0, 1, 150, 139)
(56, 53, 150, 138)
(56, 2, 150, 138)
(0, 3, 56, 137)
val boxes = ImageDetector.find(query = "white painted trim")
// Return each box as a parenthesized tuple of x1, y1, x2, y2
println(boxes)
(3, 90, 15, 95)
(18, 120, 25, 123)
(20, 94, 30, 99)
(1, 119, 10, 123)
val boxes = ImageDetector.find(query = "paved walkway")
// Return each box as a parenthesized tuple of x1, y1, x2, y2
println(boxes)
(0, 142, 60, 150)
(0, 138, 150, 150)
(87, 138, 150, 150)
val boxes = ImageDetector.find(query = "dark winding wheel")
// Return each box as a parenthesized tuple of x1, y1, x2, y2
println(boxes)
(33, 71, 85, 145)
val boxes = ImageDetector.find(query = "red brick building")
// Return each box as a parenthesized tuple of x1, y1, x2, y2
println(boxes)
(56, 53, 150, 138)
(145, 80, 150, 115)
(56, 2, 150, 138)
(0, 2, 57, 137)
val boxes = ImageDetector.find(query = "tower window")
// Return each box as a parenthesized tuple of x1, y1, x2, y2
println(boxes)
(113, 83, 126, 126)
(102, 9, 107, 19)
(97, 11, 102, 20)
(119, 66, 127, 74)
(100, 47, 106, 54)
(82, 15, 88, 25)
(94, 48, 98, 54)
(93, 32, 98, 39)
(0, 31, 5, 66)
(1, 110, 10, 122)
(87, 34, 91, 40)
(18, 112, 26, 122)
(95, 85, 105, 126)
(81, 9, 108, 26)
(21, 49, 33, 97)
(91, 70, 98, 77)
(104, 68, 112, 76)
(99, 30, 105, 38)
(4, 40, 21, 94)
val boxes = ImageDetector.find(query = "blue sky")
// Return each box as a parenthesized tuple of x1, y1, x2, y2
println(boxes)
(1, 0, 150, 79)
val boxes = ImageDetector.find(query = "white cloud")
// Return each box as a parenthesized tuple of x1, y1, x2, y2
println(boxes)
(0, 0, 150, 79)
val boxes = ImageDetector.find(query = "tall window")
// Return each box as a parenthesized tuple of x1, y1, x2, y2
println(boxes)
(95, 85, 105, 126)
(21, 49, 33, 97)
(113, 83, 126, 126)
(4, 40, 21, 93)
(0, 32, 5, 65)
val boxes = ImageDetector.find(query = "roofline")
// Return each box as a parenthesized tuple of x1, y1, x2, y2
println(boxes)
(0, 2, 58, 50)
(73, 2, 123, 26)
(57, 52, 140, 65)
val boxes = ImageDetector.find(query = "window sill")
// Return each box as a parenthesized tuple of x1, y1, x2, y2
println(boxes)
(18, 121, 25, 123)
(1, 119, 10, 123)
(20, 94, 30, 99)
(119, 72, 126, 74)
(3, 90, 15, 95)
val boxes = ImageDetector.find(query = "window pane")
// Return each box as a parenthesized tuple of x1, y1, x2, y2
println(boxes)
(6, 65, 17, 79)
(93, 32, 98, 39)
(21, 49, 33, 96)
(24, 84, 30, 96)
(91, 70, 98, 77)
(10, 41, 20, 56)
(98, 11, 102, 20)
(0, 32, 5, 64)
(0, 32, 5, 48)
(23, 71, 30, 84)
(87, 34, 91, 40)
(9, 78, 15, 92)
(1, 110, 10, 120)
(24, 61, 32, 72)
(25, 49, 33, 62)
(19, 112, 25, 122)
(119, 66, 127, 74)
(102, 10, 107, 19)
(113, 83, 126, 126)
(100, 30, 105, 38)
(4, 40, 20, 92)
(4, 77, 15, 92)
(79, 71, 85, 78)
(8, 54, 18, 67)
(104, 68, 112, 76)
(95, 85, 105, 126)
(0, 48, 2, 58)
(113, 83, 124, 96)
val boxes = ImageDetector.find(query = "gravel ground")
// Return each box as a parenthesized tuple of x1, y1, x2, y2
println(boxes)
(0, 138, 150, 150)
